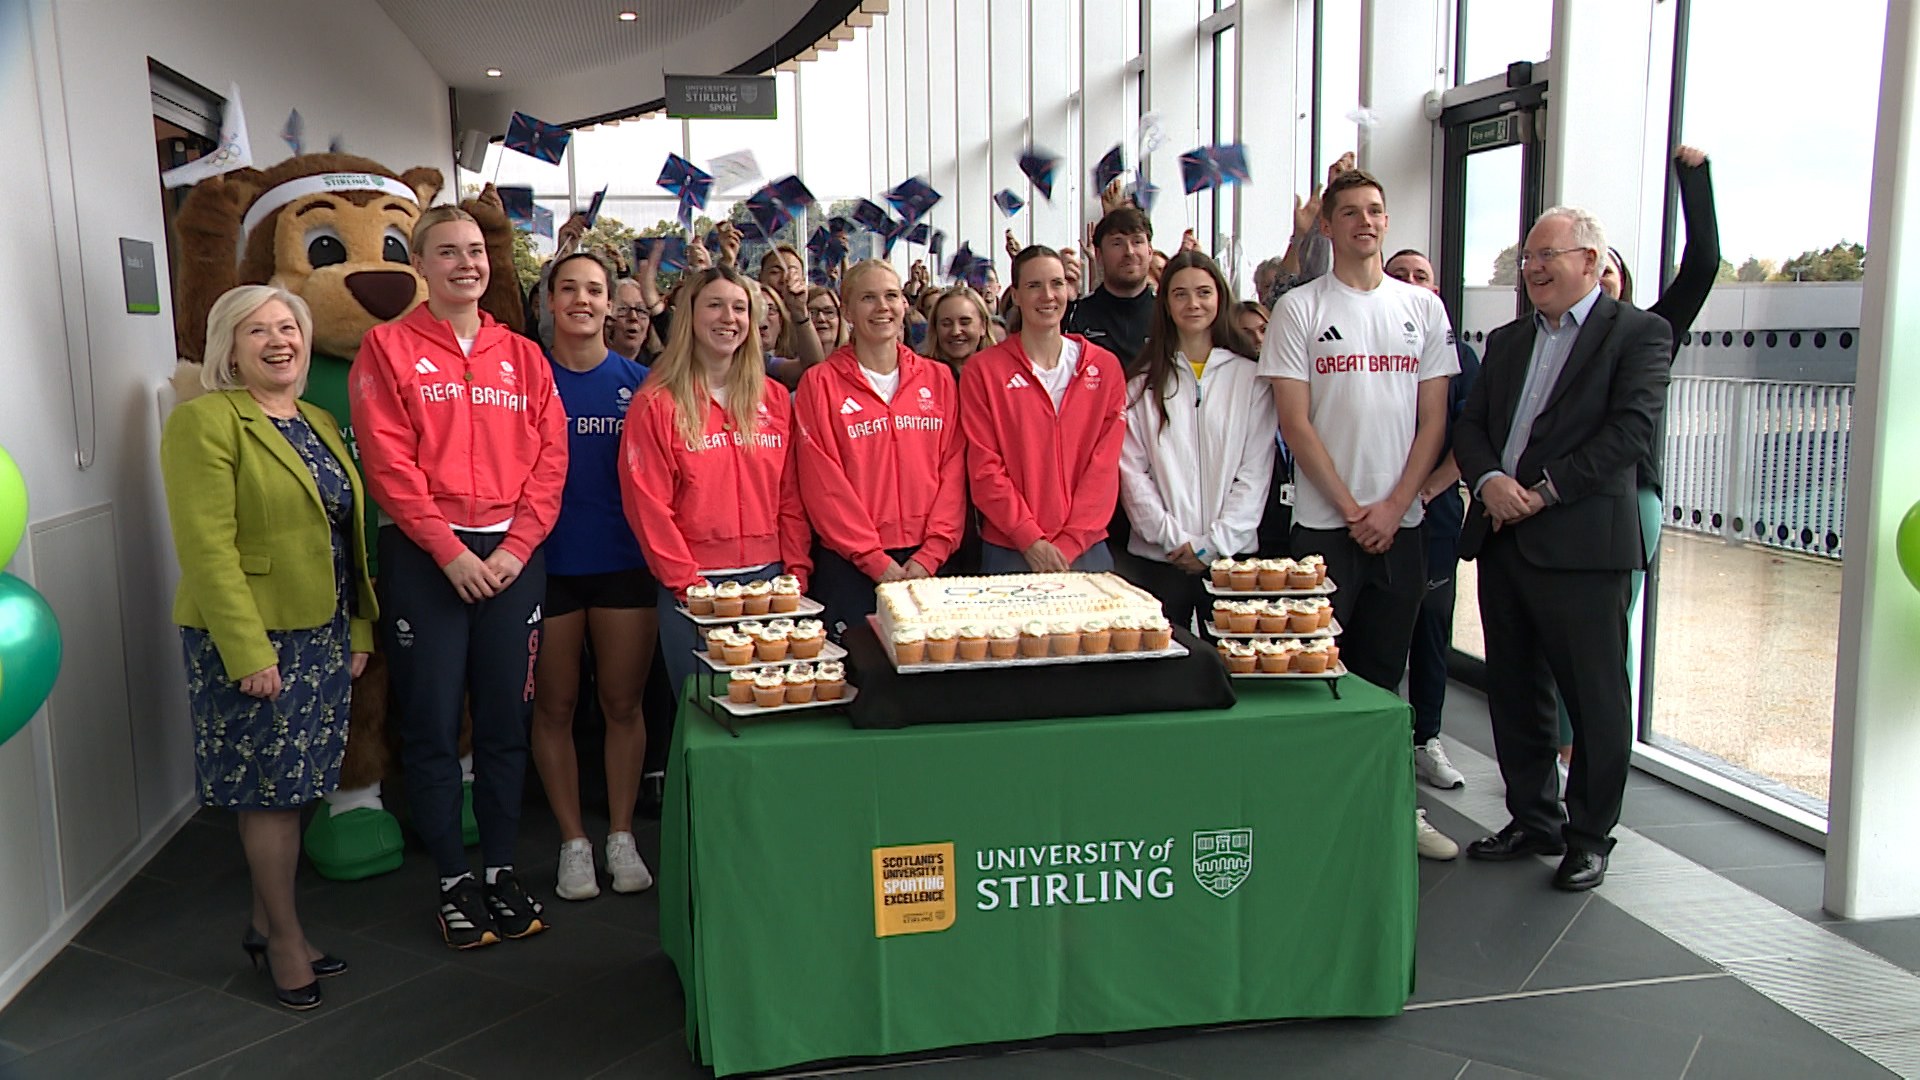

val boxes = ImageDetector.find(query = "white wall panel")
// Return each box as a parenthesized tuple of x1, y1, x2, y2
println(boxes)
(988, 0, 1032, 265)
(1146, 0, 1204, 250)
(1237, 0, 1312, 278)
(954, 0, 994, 271)
(1028, 0, 1077, 248)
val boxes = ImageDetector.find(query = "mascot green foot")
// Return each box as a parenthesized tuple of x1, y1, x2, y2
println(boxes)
(305, 806, 403, 881)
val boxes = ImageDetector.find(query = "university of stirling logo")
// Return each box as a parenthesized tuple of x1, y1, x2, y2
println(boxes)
(1192, 828, 1253, 898)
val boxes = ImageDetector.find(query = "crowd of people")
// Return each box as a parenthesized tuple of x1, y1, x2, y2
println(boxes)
(159, 144, 1716, 1010)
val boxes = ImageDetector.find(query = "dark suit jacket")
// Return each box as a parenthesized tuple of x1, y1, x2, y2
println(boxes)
(1455, 294, 1671, 571)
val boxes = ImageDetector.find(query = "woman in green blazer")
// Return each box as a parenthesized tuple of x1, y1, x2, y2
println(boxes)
(161, 285, 376, 1011)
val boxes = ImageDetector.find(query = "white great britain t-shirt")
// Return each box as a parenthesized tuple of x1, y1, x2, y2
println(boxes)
(1257, 273, 1459, 530)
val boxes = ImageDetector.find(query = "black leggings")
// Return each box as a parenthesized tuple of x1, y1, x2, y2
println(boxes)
(378, 527, 545, 878)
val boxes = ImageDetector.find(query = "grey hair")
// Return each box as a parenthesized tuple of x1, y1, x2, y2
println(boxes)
(1537, 205, 1608, 261)
(201, 285, 313, 394)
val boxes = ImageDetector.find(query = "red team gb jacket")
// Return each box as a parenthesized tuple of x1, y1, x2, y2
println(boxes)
(794, 345, 968, 578)
(349, 304, 568, 568)
(959, 334, 1127, 563)
(618, 376, 812, 596)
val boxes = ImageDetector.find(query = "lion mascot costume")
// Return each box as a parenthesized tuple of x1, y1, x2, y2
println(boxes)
(171, 152, 524, 879)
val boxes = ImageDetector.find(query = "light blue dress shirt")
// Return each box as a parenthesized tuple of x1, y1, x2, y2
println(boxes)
(1477, 284, 1603, 500)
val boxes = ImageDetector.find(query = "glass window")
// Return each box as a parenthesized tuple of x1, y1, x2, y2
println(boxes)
(1642, 0, 1886, 816)
(1314, 0, 1360, 178)
(1455, 0, 1552, 86)
(1212, 23, 1238, 279)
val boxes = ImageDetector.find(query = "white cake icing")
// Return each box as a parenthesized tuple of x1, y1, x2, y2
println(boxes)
(875, 573, 1165, 644)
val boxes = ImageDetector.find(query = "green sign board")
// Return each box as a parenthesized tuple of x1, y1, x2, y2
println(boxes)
(665, 75, 778, 120)
(1466, 114, 1514, 152)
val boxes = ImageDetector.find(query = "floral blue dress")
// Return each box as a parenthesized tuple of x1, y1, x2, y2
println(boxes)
(180, 413, 354, 809)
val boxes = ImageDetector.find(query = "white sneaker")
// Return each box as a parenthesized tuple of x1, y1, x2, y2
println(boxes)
(555, 838, 599, 900)
(1414, 738, 1465, 790)
(606, 832, 655, 894)
(1416, 809, 1459, 860)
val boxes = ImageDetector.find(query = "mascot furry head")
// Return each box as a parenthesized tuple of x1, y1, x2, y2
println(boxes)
(171, 151, 518, 879)
(173, 151, 523, 366)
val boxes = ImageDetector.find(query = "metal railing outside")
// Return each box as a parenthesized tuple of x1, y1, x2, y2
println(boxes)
(1662, 376, 1852, 560)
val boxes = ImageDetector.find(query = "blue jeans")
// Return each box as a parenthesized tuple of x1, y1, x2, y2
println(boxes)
(978, 541, 1114, 574)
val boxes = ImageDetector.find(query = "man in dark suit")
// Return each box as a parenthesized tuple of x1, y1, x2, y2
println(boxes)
(1455, 206, 1671, 891)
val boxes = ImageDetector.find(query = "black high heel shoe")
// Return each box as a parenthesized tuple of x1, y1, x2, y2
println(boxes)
(263, 954, 321, 1011)
(242, 927, 349, 978)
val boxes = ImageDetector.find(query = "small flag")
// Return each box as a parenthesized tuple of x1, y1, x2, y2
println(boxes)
(1018, 147, 1062, 200)
(1092, 144, 1126, 194)
(930, 229, 946, 262)
(160, 82, 253, 188)
(849, 199, 893, 234)
(1178, 143, 1253, 194)
(886, 176, 941, 225)
(906, 221, 931, 245)
(498, 185, 536, 228)
(880, 214, 912, 256)
(1137, 112, 1167, 156)
(658, 154, 713, 201)
(635, 236, 688, 271)
(505, 112, 570, 165)
(768, 174, 817, 211)
(993, 189, 1025, 218)
(744, 187, 792, 236)
(946, 242, 979, 282)
(581, 186, 609, 228)
(706, 149, 763, 194)
(827, 216, 855, 238)
(280, 109, 305, 156)
(1128, 180, 1160, 212)
(532, 205, 555, 239)
(808, 226, 847, 267)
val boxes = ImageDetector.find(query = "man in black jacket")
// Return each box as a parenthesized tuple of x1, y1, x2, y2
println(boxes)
(1455, 206, 1671, 892)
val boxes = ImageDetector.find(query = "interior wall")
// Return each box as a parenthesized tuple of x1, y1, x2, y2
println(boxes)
(0, 0, 450, 1007)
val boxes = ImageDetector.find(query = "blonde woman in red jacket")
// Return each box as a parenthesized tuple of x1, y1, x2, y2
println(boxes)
(620, 265, 812, 700)
(350, 206, 567, 950)
(795, 260, 967, 630)
(960, 246, 1128, 573)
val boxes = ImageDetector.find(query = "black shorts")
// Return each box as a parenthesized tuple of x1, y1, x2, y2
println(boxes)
(545, 566, 659, 616)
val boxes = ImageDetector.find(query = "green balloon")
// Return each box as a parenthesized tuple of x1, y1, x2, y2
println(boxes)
(0, 446, 24, 568)
(1899, 501, 1920, 594)
(0, 573, 61, 747)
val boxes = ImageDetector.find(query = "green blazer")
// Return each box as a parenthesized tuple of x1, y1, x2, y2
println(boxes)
(161, 390, 378, 679)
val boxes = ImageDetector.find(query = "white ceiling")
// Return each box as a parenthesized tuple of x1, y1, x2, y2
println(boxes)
(375, 0, 828, 133)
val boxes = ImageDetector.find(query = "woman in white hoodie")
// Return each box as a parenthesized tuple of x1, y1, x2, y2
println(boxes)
(1118, 251, 1278, 631)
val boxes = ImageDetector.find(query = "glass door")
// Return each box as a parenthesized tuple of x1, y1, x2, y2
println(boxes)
(1436, 74, 1547, 672)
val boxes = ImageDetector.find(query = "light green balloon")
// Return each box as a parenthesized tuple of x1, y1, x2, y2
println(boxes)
(0, 573, 60, 747)
(0, 446, 24, 568)
(1898, 501, 1920, 595)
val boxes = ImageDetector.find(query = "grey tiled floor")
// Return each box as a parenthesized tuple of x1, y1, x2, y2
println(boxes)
(1, 686, 1912, 1079)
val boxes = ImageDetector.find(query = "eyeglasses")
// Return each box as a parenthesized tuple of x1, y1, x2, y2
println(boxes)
(611, 306, 647, 319)
(1516, 247, 1584, 269)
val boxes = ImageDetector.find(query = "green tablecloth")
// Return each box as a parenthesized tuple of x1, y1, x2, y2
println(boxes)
(660, 678, 1418, 1076)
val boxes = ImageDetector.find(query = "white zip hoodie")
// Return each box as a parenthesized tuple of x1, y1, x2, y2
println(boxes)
(1118, 346, 1278, 564)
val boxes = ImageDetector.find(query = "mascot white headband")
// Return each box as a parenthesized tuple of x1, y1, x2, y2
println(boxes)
(240, 173, 423, 242)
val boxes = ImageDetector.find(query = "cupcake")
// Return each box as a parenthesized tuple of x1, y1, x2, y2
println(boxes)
(788, 621, 826, 659)
(815, 661, 847, 700)
(728, 668, 757, 703)
(1212, 599, 1236, 633)
(686, 582, 716, 616)
(1287, 599, 1319, 634)
(720, 633, 755, 667)
(706, 627, 733, 660)
(770, 574, 802, 613)
(736, 621, 767, 638)
(754, 626, 791, 662)
(784, 664, 817, 704)
(1142, 614, 1173, 650)
(1287, 561, 1319, 590)
(1019, 620, 1050, 658)
(1110, 615, 1144, 652)
(1227, 602, 1259, 634)
(926, 625, 960, 663)
(1325, 642, 1342, 667)
(1254, 637, 1291, 673)
(1308, 597, 1334, 628)
(988, 624, 1020, 659)
(957, 623, 990, 661)
(1048, 620, 1081, 657)
(1293, 639, 1332, 673)
(1080, 618, 1111, 654)
(893, 626, 927, 664)
(1256, 599, 1290, 634)
(742, 579, 774, 616)
(1222, 640, 1257, 674)
(1210, 557, 1236, 589)
(752, 670, 786, 708)
(713, 581, 746, 617)
(1298, 554, 1328, 586)
(1228, 559, 1259, 592)
(1257, 558, 1290, 591)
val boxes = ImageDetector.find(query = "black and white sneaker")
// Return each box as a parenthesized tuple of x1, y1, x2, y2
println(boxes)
(439, 877, 500, 950)
(485, 870, 547, 939)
